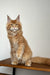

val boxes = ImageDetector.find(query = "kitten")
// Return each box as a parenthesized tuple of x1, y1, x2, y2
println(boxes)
(6, 15, 50, 66)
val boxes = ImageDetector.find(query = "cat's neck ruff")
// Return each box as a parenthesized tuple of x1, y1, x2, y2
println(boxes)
(8, 31, 23, 39)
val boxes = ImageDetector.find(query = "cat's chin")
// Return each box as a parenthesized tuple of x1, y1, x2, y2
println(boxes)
(10, 31, 17, 36)
(12, 33, 17, 36)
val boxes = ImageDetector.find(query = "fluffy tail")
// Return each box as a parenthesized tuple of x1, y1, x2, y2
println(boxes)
(31, 57, 50, 65)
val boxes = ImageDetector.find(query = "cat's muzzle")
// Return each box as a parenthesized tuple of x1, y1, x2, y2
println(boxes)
(10, 27, 19, 32)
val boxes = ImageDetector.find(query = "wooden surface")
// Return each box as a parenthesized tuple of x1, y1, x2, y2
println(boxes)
(0, 58, 50, 72)
(0, 73, 10, 75)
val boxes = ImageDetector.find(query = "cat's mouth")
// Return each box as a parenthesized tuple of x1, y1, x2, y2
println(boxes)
(13, 29, 18, 32)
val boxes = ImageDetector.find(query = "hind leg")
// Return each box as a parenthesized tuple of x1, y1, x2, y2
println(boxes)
(22, 54, 32, 66)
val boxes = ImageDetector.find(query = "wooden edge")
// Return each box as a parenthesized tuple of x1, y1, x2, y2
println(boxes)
(0, 58, 50, 72)
(0, 73, 11, 75)
(0, 64, 50, 72)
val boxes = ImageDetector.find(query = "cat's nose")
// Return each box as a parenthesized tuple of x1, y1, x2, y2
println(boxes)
(13, 27, 16, 29)
(13, 26, 15, 29)
(13, 25, 15, 28)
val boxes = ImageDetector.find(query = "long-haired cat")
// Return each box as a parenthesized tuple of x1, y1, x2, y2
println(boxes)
(6, 15, 50, 66)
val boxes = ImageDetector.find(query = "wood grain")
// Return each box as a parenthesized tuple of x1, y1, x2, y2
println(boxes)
(0, 73, 10, 75)
(0, 58, 50, 72)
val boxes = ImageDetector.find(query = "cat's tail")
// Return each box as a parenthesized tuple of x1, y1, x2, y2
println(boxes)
(31, 57, 50, 65)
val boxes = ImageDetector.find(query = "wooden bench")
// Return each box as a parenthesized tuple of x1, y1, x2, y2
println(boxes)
(0, 58, 50, 75)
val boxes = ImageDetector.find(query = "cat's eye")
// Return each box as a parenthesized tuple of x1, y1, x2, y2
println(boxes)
(15, 24, 18, 25)
(11, 24, 13, 25)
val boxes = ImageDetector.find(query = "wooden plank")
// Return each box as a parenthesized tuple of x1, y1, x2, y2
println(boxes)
(0, 58, 50, 72)
(0, 73, 11, 75)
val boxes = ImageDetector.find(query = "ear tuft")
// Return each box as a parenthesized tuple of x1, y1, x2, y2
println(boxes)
(16, 14, 20, 22)
(7, 15, 11, 23)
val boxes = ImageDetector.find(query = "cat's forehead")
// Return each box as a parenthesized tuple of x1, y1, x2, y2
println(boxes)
(11, 20, 17, 23)
(7, 19, 21, 25)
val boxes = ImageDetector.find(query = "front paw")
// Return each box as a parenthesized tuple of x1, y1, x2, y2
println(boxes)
(11, 61, 18, 65)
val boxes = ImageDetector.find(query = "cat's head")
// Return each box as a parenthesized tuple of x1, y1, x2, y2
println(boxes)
(6, 15, 22, 36)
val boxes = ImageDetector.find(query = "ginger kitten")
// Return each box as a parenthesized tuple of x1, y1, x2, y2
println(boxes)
(6, 15, 50, 66)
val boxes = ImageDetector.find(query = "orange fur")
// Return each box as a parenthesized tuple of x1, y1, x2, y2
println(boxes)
(6, 15, 50, 66)
(31, 57, 50, 65)
(6, 15, 32, 66)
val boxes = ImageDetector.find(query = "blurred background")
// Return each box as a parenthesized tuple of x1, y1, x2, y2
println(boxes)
(0, 0, 50, 75)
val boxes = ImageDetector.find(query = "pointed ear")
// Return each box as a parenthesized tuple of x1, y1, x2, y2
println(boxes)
(16, 15, 20, 22)
(7, 15, 11, 23)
